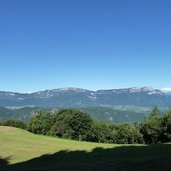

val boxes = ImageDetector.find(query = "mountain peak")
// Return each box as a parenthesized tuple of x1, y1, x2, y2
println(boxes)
(56, 87, 90, 92)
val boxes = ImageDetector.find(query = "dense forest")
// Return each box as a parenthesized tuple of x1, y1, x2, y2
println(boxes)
(1, 107, 171, 144)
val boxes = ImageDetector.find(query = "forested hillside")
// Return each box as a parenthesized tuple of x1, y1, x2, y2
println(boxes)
(0, 106, 151, 123)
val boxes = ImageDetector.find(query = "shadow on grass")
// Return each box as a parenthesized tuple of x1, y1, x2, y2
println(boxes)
(1, 144, 171, 171)
(0, 156, 11, 170)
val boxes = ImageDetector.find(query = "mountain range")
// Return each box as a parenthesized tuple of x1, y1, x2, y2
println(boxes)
(0, 87, 171, 108)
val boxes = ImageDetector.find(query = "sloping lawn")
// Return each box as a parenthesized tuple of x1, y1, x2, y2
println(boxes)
(0, 126, 171, 171)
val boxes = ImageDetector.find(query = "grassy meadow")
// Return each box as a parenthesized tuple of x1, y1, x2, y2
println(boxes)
(1, 126, 171, 171)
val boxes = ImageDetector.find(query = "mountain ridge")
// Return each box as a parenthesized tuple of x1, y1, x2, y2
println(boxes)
(0, 86, 167, 95)
(0, 87, 171, 108)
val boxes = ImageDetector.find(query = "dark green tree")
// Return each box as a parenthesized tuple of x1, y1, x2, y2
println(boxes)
(140, 115, 163, 144)
(115, 124, 144, 144)
(87, 121, 112, 143)
(51, 109, 93, 140)
(160, 109, 171, 142)
(28, 110, 55, 135)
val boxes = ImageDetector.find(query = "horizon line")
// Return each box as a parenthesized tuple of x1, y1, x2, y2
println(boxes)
(1, 86, 171, 94)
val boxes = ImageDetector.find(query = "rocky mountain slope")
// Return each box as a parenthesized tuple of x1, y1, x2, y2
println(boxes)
(0, 87, 171, 108)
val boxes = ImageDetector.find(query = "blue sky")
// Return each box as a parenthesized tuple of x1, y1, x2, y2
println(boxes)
(0, 0, 171, 92)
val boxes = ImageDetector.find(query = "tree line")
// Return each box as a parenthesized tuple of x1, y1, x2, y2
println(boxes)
(1, 107, 171, 144)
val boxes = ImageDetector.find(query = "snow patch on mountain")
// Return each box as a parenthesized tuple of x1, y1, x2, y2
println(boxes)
(160, 88, 171, 93)
(160, 88, 171, 96)
(129, 87, 153, 92)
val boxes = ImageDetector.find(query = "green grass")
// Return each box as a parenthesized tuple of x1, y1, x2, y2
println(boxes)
(1, 126, 171, 171)
(0, 126, 116, 164)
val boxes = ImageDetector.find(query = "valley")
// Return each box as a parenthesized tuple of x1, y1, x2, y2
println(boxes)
(0, 87, 170, 123)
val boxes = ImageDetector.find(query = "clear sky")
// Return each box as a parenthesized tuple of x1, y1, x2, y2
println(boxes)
(0, 0, 171, 92)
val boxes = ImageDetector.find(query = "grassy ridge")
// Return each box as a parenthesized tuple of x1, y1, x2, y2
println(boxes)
(0, 126, 115, 164)
(1, 126, 171, 171)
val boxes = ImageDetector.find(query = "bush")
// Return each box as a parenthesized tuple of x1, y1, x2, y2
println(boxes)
(0, 120, 27, 129)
